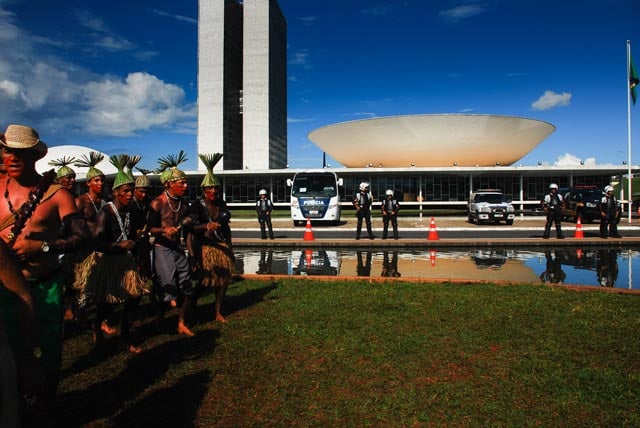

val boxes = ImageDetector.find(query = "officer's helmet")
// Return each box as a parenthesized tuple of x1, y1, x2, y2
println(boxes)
(604, 185, 614, 193)
(549, 183, 559, 190)
(259, 189, 268, 195)
(359, 182, 369, 191)
(385, 189, 394, 196)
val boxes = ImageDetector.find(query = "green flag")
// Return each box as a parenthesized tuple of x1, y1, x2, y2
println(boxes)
(631, 53, 639, 106)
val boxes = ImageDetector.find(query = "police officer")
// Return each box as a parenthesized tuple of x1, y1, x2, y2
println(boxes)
(256, 189, 274, 239)
(352, 182, 374, 240)
(381, 189, 400, 240)
(542, 183, 565, 239)
(599, 185, 622, 238)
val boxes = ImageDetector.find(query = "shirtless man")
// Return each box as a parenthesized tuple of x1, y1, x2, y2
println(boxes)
(0, 239, 44, 427)
(0, 124, 89, 403)
(148, 152, 194, 336)
(74, 152, 106, 235)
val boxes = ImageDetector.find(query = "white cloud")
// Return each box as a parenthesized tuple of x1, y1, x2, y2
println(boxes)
(149, 8, 197, 25)
(0, 6, 195, 142)
(531, 90, 572, 111)
(287, 116, 315, 123)
(80, 72, 195, 136)
(289, 50, 311, 68)
(438, 5, 485, 23)
(554, 153, 596, 167)
(298, 16, 316, 26)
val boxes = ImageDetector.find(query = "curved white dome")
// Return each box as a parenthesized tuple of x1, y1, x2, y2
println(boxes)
(36, 145, 117, 179)
(308, 114, 555, 167)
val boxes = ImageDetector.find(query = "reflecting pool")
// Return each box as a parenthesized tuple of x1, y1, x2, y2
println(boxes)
(234, 247, 640, 289)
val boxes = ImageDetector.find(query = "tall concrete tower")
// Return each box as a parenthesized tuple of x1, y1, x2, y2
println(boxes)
(198, 0, 287, 171)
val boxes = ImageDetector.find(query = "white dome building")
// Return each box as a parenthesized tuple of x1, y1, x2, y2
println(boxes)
(308, 114, 555, 168)
(36, 145, 117, 180)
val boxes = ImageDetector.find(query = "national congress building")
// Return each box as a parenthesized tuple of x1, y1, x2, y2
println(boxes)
(173, 1, 640, 211)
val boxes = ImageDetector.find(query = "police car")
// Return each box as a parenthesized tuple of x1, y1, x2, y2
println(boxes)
(467, 189, 515, 225)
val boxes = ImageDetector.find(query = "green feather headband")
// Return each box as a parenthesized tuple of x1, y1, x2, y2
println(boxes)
(199, 153, 223, 188)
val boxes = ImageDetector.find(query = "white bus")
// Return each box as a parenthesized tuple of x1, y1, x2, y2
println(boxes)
(286, 171, 343, 226)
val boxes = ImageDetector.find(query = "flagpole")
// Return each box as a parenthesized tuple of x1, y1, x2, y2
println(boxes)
(627, 40, 633, 223)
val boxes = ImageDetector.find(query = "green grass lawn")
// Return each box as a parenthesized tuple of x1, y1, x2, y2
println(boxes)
(55, 279, 640, 427)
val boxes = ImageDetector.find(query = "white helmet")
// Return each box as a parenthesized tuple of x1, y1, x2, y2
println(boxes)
(259, 189, 268, 195)
(604, 185, 614, 193)
(359, 182, 369, 191)
(549, 183, 558, 190)
(385, 189, 394, 196)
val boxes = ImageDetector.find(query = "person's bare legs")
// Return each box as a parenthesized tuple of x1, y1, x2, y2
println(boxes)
(177, 296, 194, 336)
(214, 286, 227, 323)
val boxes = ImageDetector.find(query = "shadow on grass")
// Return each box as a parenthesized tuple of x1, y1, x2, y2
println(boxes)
(111, 370, 210, 427)
(54, 328, 218, 427)
(188, 279, 279, 323)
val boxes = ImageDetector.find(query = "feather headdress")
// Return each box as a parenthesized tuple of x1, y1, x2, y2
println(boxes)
(48, 156, 76, 179)
(74, 151, 105, 180)
(198, 153, 223, 188)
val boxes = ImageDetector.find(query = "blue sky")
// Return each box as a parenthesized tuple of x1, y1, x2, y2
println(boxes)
(0, 0, 638, 171)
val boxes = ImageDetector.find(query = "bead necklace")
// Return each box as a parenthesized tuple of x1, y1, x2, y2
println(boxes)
(3, 178, 20, 219)
(86, 193, 100, 214)
(165, 191, 181, 213)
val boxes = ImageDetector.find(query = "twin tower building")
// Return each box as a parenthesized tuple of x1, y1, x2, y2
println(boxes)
(198, 0, 288, 171)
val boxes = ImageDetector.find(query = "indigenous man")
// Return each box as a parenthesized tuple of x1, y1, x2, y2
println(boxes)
(131, 166, 153, 281)
(74, 151, 106, 235)
(70, 152, 107, 324)
(148, 151, 194, 335)
(0, 124, 89, 405)
(76, 155, 149, 353)
(49, 157, 79, 321)
(188, 153, 234, 323)
(49, 156, 77, 194)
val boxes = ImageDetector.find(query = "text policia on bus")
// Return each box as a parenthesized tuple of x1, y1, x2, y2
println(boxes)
(286, 171, 343, 226)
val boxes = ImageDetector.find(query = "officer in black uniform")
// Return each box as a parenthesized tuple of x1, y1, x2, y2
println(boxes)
(380, 189, 400, 240)
(352, 182, 374, 240)
(541, 183, 565, 239)
(599, 185, 622, 238)
(256, 189, 274, 240)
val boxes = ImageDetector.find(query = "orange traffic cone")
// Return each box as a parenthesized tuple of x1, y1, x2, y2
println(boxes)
(429, 249, 437, 267)
(427, 217, 439, 241)
(303, 218, 315, 241)
(574, 217, 584, 239)
(305, 249, 313, 267)
(576, 248, 583, 260)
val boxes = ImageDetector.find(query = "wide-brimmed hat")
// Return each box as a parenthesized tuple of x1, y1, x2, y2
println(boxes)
(2, 124, 48, 160)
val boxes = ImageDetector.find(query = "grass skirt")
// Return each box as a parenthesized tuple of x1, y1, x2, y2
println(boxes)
(74, 252, 149, 304)
(200, 243, 234, 288)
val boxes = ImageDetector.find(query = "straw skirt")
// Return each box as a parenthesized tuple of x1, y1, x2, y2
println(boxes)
(199, 243, 234, 288)
(74, 252, 149, 304)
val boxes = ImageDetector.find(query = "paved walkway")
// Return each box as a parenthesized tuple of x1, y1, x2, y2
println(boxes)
(231, 216, 640, 248)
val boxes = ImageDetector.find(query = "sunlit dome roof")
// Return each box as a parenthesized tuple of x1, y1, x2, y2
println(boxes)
(36, 145, 117, 179)
(308, 114, 556, 167)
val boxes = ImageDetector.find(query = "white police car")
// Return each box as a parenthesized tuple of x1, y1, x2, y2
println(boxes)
(467, 189, 515, 225)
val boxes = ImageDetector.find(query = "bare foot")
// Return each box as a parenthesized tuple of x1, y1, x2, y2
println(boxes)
(215, 314, 228, 324)
(128, 344, 142, 354)
(177, 322, 194, 336)
(101, 320, 117, 335)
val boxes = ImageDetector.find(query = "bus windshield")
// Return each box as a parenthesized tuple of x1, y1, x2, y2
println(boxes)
(292, 174, 337, 197)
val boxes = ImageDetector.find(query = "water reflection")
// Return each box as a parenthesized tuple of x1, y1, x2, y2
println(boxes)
(235, 247, 639, 289)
